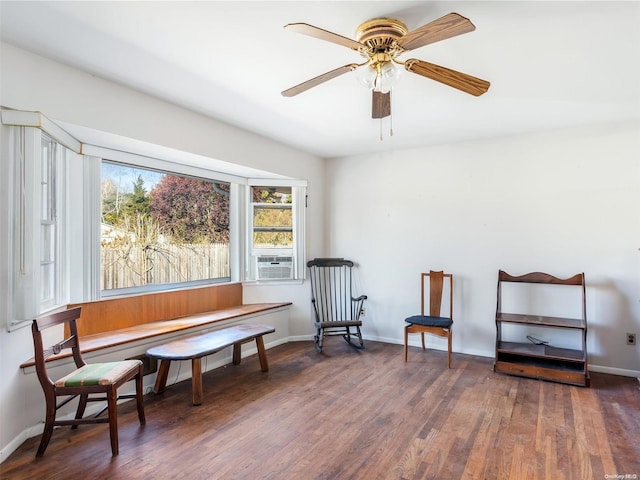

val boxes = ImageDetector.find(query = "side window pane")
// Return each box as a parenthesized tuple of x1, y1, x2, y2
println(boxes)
(101, 162, 230, 293)
(41, 263, 54, 303)
(250, 186, 294, 280)
(252, 186, 292, 249)
(40, 224, 54, 262)
(253, 205, 293, 248)
(40, 135, 57, 306)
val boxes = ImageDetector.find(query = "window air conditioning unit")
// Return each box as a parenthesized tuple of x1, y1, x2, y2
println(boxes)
(257, 256, 293, 280)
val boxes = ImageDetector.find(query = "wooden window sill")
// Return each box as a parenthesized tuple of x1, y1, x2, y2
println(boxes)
(20, 302, 291, 369)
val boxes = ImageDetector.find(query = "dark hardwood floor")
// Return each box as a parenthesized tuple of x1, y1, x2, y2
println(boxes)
(2, 341, 639, 480)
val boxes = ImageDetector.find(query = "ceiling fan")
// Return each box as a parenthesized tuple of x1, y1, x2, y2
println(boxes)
(281, 13, 490, 120)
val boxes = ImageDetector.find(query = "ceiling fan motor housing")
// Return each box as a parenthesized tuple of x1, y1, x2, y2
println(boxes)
(356, 18, 407, 59)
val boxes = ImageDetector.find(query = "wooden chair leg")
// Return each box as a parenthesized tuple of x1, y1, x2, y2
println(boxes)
(356, 326, 364, 348)
(72, 393, 89, 429)
(107, 388, 119, 456)
(135, 367, 146, 426)
(421, 332, 426, 351)
(404, 326, 409, 362)
(447, 330, 452, 369)
(36, 411, 56, 457)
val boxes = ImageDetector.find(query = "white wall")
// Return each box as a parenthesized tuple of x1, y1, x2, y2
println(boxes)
(326, 122, 640, 374)
(0, 43, 324, 461)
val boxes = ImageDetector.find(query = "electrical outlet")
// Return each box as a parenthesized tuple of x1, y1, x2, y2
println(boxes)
(627, 333, 637, 345)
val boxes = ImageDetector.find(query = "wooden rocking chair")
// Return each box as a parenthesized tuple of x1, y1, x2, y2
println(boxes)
(307, 258, 367, 353)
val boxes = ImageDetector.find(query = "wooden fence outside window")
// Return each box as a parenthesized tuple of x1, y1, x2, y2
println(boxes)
(101, 243, 230, 290)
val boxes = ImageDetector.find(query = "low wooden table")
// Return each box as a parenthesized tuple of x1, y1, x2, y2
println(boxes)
(146, 323, 275, 405)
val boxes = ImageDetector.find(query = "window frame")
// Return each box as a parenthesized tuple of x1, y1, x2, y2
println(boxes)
(39, 133, 67, 311)
(2, 108, 307, 330)
(3, 115, 78, 329)
(98, 159, 232, 297)
(245, 180, 306, 282)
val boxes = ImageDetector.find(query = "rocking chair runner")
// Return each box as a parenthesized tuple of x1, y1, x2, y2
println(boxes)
(307, 258, 367, 352)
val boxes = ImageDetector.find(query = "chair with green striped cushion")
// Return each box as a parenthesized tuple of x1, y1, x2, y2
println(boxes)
(31, 307, 146, 457)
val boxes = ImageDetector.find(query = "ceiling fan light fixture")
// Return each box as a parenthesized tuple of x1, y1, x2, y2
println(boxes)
(357, 61, 401, 93)
(356, 64, 378, 89)
(375, 61, 401, 93)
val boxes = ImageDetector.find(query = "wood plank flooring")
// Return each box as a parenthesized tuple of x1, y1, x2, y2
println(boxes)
(2, 340, 639, 480)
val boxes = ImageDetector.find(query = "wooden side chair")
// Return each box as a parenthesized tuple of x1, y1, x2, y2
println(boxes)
(404, 271, 454, 368)
(31, 307, 146, 457)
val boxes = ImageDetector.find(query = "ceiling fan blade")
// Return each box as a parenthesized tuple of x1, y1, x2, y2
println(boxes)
(284, 23, 364, 50)
(404, 59, 490, 96)
(397, 13, 476, 51)
(281, 64, 359, 97)
(372, 91, 391, 119)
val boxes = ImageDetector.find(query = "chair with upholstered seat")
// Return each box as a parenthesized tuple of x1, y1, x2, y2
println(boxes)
(31, 307, 146, 456)
(404, 270, 454, 367)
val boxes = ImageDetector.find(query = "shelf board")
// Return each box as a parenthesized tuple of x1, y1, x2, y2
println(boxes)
(497, 341, 586, 362)
(496, 312, 585, 329)
(495, 358, 585, 374)
(494, 360, 589, 386)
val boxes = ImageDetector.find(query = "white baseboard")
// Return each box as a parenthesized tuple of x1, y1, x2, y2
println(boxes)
(588, 364, 640, 378)
(366, 334, 640, 378)
(0, 424, 42, 464)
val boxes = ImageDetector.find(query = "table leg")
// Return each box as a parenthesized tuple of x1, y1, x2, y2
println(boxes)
(154, 359, 171, 394)
(256, 336, 269, 372)
(191, 357, 203, 406)
(232, 342, 241, 365)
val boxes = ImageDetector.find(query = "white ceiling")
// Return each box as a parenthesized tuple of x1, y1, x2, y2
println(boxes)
(1, 1, 639, 159)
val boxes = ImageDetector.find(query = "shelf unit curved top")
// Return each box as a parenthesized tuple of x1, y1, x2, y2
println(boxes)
(498, 270, 584, 286)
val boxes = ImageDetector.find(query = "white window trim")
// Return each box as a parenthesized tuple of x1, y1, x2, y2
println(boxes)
(1, 109, 81, 152)
(39, 133, 69, 312)
(82, 144, 247, 186)
(8, 127, 71, 328)
(81, 155, 102, 301)
(244, 180, 307, 283)
(2, 109, 81, 327)
(2, 108, 308, 329)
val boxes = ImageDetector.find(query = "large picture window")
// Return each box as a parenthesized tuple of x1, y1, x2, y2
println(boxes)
(101, 161, 230, 294)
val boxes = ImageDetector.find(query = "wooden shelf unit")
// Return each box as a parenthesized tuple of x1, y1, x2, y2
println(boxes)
(494, 270, 590, 387)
